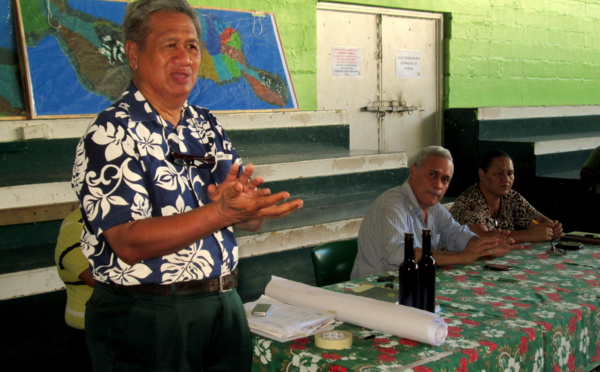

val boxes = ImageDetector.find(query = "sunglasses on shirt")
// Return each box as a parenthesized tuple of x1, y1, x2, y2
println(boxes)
(170, 152, 216, 168)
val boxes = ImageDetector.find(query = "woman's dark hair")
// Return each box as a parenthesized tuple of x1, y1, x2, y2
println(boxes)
(479, 149, 512, 173)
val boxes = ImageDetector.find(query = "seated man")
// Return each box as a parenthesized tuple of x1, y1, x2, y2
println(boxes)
(351, 146, 519, 279)
(450, 149, 562, 243)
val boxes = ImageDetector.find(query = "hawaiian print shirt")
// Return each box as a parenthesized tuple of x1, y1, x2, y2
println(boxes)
(72, 82, 241, 285)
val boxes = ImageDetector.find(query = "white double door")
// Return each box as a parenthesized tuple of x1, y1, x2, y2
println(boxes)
(317, 3, 444, 162)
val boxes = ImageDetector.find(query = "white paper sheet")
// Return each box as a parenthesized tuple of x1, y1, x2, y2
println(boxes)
(264, 276, 448, 346)
(244, 295, 335, 342)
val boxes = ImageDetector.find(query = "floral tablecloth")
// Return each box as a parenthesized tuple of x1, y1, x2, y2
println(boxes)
(251, 241, 600, 372)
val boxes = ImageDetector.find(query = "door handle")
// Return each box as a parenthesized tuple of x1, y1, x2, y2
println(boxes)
(360, 105, 419, 114)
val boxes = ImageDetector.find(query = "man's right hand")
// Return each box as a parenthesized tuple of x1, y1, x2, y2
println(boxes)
(214, 163, 303, 226)
(217, 180, 303, 225)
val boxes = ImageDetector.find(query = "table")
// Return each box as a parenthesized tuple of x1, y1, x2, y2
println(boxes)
(250, 241, 600, 371)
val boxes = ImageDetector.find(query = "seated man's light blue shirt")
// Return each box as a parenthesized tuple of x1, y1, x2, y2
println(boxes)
(351, 181, 477, 279)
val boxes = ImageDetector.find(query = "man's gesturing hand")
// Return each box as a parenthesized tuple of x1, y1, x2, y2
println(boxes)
(209, 163, 303, 226)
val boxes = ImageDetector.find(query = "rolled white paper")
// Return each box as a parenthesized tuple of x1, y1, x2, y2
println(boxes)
(264, 276, 448, 346)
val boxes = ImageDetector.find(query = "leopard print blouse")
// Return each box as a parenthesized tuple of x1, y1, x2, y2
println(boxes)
(449, 183, 539, 231)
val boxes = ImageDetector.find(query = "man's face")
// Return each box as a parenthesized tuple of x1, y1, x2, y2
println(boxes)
(479, 156, 514, 198)
(126, 11, 201, 107)
(409, 155, 453, 211)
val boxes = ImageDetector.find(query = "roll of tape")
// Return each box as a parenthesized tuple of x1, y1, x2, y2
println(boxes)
(315, 330, 353, 350)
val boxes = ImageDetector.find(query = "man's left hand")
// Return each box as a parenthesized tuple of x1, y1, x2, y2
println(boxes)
(207, 163, 267, 202)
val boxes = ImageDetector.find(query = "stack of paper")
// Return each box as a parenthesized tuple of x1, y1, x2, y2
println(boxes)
(245, 295, 336, 342)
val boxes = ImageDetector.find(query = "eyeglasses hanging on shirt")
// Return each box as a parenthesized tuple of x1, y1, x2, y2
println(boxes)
(171, 152, 216, 168)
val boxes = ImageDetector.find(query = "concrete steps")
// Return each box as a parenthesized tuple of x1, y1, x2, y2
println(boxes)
(477, 111, 599, 179)
(444, 106, 600, 233)
(444, 106, 599, 196)
(0, 110, 409, 300)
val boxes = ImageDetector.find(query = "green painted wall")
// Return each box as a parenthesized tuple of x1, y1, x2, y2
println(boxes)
(191, 0, 600, 109)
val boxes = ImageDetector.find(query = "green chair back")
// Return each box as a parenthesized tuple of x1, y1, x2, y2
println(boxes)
(310, 239, 358, 287)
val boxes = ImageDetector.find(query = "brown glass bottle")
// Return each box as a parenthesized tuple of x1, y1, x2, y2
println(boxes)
(399, 232, 418, 307)
(417, 228, 436, 312)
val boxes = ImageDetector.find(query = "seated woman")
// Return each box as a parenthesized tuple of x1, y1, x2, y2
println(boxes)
(450, 149, 562, 243)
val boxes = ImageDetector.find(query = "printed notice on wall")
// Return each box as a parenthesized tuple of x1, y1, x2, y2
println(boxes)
(331, 47, 361, 77)
(396, 50, 422, 78)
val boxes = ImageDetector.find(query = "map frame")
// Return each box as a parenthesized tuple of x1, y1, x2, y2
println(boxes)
(0, 0, 26, 119)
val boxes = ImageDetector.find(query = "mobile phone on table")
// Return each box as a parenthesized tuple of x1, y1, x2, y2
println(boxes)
(251, 303, 272, 317)
(485, 263, 513, 271)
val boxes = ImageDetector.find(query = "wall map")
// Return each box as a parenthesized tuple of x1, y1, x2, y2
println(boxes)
(11, 0, 297, 118)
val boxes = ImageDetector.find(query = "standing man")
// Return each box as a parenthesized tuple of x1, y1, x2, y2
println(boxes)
(71, 1, 303, 371)
(351, 146, 518, 279)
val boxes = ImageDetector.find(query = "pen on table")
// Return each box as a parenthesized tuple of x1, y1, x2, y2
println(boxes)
(532, 219, 555, 228)
(362, 334, 376, 340)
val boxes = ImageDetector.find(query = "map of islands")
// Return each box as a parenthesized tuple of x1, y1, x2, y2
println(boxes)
(15, 0, 297, 117)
